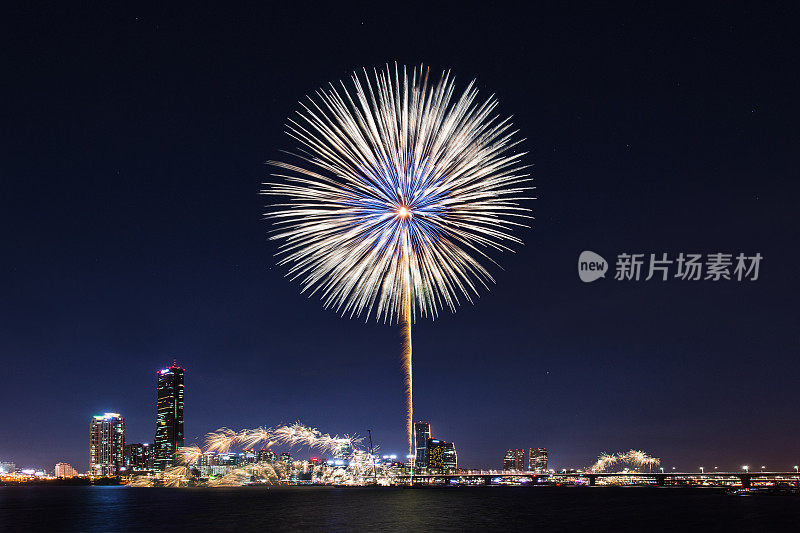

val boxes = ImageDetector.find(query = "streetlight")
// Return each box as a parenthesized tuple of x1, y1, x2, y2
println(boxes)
(742, 465, 749, 472)
(794, 465, 798, 473)
(761, 465, 765, 473)
(699, 466, 704, 474)
(660, 467, 664, 473)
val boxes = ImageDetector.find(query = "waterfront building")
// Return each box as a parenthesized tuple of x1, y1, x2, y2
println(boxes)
(0, 462, 15, 474)
(90, 412, 125, 476)
(198, 451, 217, 467)
(218, 453, 237, 466)
(257, 449, 277, 463)
(280, 452, 292, 465)
(427, 439, 457, 473)
(414, 421, 431, 469)
(504, 449, 524, 471)
(238, 450, 257, 464)
(124, 443, 154, 471)
(154, 364, 184, 470)
(529, 448, 548, 472)
(55, 463, 78, 478)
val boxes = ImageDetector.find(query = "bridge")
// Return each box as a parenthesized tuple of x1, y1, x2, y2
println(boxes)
(393, 471, 800, 488)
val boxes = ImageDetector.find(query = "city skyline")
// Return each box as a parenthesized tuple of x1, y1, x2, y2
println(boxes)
(1, 3, 798, 474)
(4, 352, 800, 473)
(6, 359, 795, 475)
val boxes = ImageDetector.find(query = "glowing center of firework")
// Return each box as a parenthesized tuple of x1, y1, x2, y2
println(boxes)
(396, 206, 411, 218)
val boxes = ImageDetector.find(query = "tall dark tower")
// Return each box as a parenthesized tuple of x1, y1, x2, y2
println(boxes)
(414, 421, 431, 469)
(154, 363, 184, 470)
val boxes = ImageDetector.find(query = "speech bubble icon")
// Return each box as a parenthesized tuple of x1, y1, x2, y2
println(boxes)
(578, 251, 608, 282)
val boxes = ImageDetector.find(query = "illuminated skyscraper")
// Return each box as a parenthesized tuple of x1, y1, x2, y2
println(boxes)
(154, 364, 184, 470)
(503, 449, 524, 471)
(427, 439, 457, 473)
(124, 443, 154, 471)
(414, 421, 431, 469)
(90, 412, 125, 476)
(529, 448, 548, 472)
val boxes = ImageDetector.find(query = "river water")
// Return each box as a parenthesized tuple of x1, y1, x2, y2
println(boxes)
(2, 485, 799, 531)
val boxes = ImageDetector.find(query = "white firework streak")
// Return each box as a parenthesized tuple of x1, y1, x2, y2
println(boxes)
(204, 423, 361, 456)
(588, 450, 661, 473)
(238, 426, 276, 449)
(204, 428, 239, 453)
(128, 422, 386, 487)
(177, 445, 203, 466)
(268, 422, 363, 455)
(162, 466, 191, 487)
(263, 64, 532, 323)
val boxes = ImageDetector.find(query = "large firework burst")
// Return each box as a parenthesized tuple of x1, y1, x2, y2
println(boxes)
(264, 64, 531, 455)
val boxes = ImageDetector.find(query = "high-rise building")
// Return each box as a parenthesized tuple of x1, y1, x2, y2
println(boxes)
(427, 439, 457, 472)
(529, 448, 548, 472)
(280, 452, 293, 465)
(0, 462, 15, 475)
(154, 364, 184, 470)
(55, 463, 78, 478)
(503, 449, 524, 471)
(503, 449, 514, 470)
(257, 449, 277, 463)
(124, 443, 154, 471)
(414, 421, 431, 469)
(333, 441, 353, 460)
(90, 413, 125, 476)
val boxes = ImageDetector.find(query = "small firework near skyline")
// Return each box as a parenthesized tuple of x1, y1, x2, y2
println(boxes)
(263, 64, 533, 456)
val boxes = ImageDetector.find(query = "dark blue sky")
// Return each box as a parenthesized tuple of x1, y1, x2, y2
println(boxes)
(2, 2, 798, 472)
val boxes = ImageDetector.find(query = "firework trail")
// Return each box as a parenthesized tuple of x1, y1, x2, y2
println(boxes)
(402, 247, 413, 455)
(162, 466, 191, 487)
(177, 445, 203, 466)
(203, 422, 362, 457)
(587, 450, 661, 473)
(205, 428, 239, 453)
(239, 426, 276, 449)
(264, 64, 531, 454)
(129, 422, 382, 487)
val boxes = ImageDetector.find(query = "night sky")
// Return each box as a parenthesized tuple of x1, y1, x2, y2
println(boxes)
(2, 3, 798, 472)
